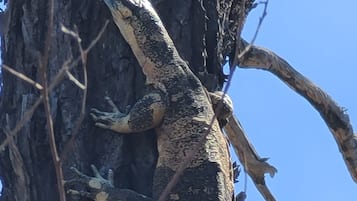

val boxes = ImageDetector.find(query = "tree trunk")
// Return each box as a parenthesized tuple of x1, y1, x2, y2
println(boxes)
(0, 0, 250, 200)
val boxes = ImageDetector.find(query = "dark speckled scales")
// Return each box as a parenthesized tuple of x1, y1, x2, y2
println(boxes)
(154, 162, 229, 201)
(87, 0, 234, 200)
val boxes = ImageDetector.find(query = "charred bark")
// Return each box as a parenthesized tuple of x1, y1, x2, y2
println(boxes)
(0, 0, 252, 200)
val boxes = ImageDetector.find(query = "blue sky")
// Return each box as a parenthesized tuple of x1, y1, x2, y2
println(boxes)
(1, 0, 357, 200)
(229, 0, 357, 200)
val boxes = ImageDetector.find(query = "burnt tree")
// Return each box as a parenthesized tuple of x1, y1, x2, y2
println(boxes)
(0, 0, 253, 200)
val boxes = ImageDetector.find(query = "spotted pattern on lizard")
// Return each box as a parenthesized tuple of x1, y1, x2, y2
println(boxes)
(67, 0, 233, 201)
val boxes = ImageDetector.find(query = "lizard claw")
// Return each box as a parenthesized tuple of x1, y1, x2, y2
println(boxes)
(94, 122, 112, 129)
(68, 166, 92, 184)
(66, 165, 115, 192)
(104, 96, 120, 113)
(90, 108, 110, 116)
(90, 108, 124, 129)
(90, 97, 130, 131)
(67, 189, 90, 196)
(91, 164, 105, 180)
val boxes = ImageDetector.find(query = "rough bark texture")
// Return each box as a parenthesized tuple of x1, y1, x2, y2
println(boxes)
(0, 0, 250, 200)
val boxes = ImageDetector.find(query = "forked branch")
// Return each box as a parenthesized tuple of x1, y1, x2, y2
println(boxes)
(237, 38, 357, 183)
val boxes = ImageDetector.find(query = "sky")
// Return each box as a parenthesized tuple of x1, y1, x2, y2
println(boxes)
(229, 0, 357, 200)
(1, 0, 357, 200)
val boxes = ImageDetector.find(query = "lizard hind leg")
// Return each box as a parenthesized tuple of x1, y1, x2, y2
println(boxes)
(209, 91, 234, 127)
(66, 165, 154, 201)
(65, 165, 115, 200)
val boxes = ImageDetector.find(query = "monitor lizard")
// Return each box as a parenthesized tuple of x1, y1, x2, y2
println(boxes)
(67, 0, 234, 200)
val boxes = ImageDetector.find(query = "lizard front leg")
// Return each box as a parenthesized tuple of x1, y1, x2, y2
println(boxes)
(91, 88, 167, 133)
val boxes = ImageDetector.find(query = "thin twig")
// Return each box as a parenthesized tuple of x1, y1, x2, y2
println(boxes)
(65, 70, 85, 89)
(38, 0, 67, 200)
(1, 64, 43, 90)
(235, 0, 247, 44)
(229, 1, 278, 200)
(84, 20, 109, 54)
(3, 128, 30, 201)
(0, 21, 108, 153)
(60, 21, 108, 162)
(0, 59, 73, 152)
(235, 0, 268, 65)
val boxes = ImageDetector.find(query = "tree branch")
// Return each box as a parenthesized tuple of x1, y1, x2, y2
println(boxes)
(60, 20, 108, 161)
(224, 115, 277, 201)
(1, 64, 43, 90)
(38, 0, 67, 200)
(237, 38, 357, 183)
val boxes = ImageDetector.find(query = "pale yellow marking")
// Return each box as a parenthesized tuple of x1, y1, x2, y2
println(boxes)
(149, 93, 166, 127)
(95, 191, 109, 201)
(110, 9, 158, 83)
(120, 7, 132, 18)
(169, 193, 179, 200)
(171, 92, 184, 102)
(88, 179, 101, 189)
(110, 115, 132, 133)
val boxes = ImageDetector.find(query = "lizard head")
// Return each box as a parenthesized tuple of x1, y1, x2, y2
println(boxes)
(103, 0, 161, 45)
(103, 0, 147, 20)
(103, 0, 181, 83)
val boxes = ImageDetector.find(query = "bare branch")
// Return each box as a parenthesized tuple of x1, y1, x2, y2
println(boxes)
(2, 115, 30, 201)
(1, 64, 43, 90)
(221, 2, 273, 200)
(224, 115, 277, 201)
(60, 21, 108, 161)
(3, 130, 30, 200)
(84, 20, 109, 54)
(61, 24, 81, 43)
(0, 21, 108, 155)
(238, 38, 357, 183)
(0, 96, 42, 151)
(65, 70, 85, 89)
(37, 0, 67, 200)
(0, 59, 75, 152)
(233, 0, 269, 68)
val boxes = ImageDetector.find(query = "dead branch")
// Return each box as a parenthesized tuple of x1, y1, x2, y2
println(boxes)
(237, 38, 357, 183)
(1, 64, 43, 90)
(38, 0, 67, 200)
(60, 20, 108, 161)
(224, 115, 277, 201)
(0, 59, 77, 152)
(0, 21, 108, 153)
(221, 2, 273, 199)
(3, 115, 30, 201)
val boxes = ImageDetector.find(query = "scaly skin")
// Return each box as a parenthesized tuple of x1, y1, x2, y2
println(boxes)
(67, 0, 234, 201)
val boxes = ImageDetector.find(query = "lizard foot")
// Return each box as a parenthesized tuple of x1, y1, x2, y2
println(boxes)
(65, 165, 114, 200)
(90, 96, 127, 129)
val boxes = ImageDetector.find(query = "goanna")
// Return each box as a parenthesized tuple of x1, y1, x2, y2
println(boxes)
(67, 0, 234, 201)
